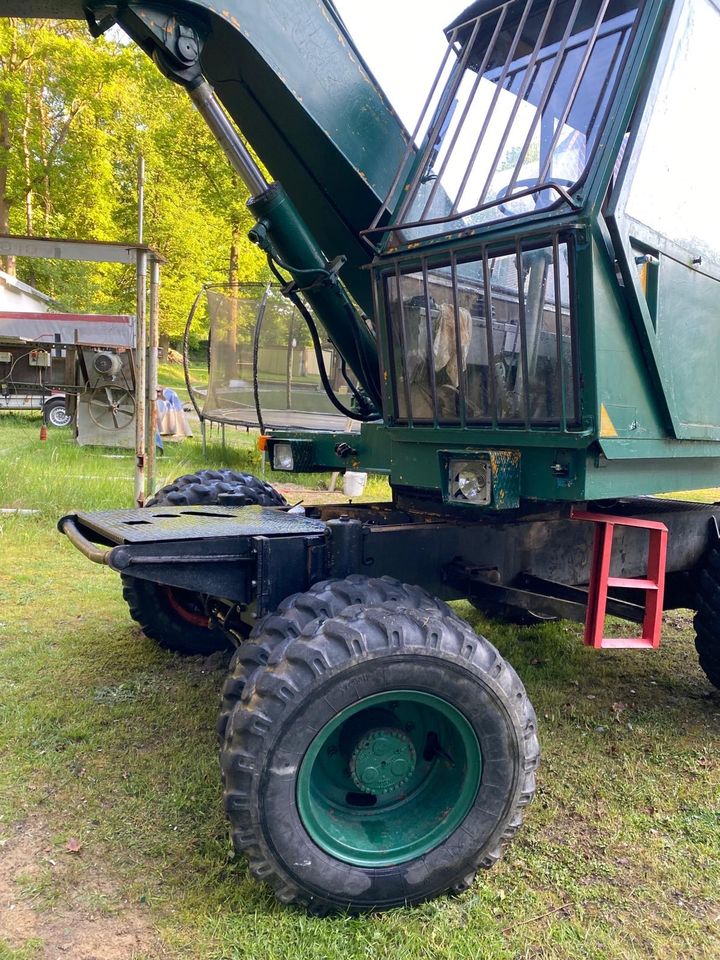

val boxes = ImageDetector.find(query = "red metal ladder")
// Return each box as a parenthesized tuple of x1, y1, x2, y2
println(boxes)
(571, 509, 668, 649)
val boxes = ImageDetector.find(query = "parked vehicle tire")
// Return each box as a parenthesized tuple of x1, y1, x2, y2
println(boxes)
(43, 396, 72, 428)
(694, 545, 720, 688)
(216, 574, 455, 741)
(221, 601, 539, 913)
(146, 468, 287, 508)
(122, 470, 287, 655)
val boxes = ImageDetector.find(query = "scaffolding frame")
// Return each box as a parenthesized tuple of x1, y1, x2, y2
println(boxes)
(0, 233, 164, 505)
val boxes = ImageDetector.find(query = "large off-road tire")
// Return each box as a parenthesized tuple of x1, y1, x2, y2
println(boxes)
(121, 576, 227, 655)
(146, 469, 287, 508)
(693, 545, 720, 688)
(217, 575, 454, 741)
(122, 469, 286, 655)
(220, 601, 539, 913)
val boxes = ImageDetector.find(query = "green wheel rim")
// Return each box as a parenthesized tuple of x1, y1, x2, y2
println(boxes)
(296, 690, 482, 866)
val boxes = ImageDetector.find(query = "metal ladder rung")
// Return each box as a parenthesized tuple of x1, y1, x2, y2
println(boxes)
(606, 577, 659, 591)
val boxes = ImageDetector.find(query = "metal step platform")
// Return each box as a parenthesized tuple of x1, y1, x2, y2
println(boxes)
(64, 504, 327, 545)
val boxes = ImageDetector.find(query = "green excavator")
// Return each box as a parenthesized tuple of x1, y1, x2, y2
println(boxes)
(3, 0, 719, 913)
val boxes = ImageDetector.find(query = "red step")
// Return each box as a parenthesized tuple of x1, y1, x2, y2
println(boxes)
(571, 509, 668, 649)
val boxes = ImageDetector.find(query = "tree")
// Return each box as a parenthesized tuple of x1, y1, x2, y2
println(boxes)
(0, 19, 267, 343)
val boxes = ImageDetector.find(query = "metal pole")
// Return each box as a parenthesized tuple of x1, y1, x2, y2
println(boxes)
(146, 256, 160, 499)
(134, 248, 148, 506)
(137, 155, 145, 243)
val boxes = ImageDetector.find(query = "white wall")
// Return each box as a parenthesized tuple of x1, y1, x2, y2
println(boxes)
(0, 271, 51, 313)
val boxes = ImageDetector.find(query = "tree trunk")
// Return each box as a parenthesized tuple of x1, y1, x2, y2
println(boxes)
(0, 91, 15, 275)
(21, 75, 33, 236)
(39, 97, 51, 231)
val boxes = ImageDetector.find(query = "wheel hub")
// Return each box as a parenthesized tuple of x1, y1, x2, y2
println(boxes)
(350, 727, 416, 794)
(297, 690, 482, 866)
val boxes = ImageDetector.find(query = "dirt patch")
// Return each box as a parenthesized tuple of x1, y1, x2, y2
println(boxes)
(0, 822, 167, 960)
(274, 481, 353, 506)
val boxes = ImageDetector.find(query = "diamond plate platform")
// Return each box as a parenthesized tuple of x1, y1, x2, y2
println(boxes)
(73, 505, 327, 544)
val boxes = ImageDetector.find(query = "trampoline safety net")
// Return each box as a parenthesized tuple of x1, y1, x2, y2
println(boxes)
(194, 283, 361, 433)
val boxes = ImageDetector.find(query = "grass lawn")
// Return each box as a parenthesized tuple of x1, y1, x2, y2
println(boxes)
(0, 412, 718, 959)
(157, 359, 207, 405)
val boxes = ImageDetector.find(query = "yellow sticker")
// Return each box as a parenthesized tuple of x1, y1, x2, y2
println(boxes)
(600, 404, 619, 438)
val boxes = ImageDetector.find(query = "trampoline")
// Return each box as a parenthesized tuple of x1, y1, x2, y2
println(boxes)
(183, 283, 361, 441)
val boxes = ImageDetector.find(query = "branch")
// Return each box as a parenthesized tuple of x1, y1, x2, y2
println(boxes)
(502, 902, 572, 935)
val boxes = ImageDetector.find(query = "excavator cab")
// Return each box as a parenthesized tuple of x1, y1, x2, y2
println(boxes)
(357, 0, 720, 503)
(363, 0, 640, 434)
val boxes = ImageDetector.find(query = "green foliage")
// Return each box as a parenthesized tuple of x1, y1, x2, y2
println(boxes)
(0, 19, 268, 341)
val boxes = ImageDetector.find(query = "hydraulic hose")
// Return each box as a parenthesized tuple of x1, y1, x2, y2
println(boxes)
(267, 257, 380, 423)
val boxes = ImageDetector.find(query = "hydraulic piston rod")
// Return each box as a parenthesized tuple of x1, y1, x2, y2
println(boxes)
(187, 79, 268, 198)
(108, 3, 383, 413)
(185, 78, 381, 410)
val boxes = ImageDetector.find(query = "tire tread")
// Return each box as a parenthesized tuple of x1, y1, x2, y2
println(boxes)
(694, 545, 720, 688)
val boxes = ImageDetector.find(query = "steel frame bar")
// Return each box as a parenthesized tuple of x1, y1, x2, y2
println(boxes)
(481, 246, 499, 428)
(419, 5, 509, 221)
(476, 0, 560, 208)
(552, 234, 568, 431)
(393, 264, 414, 424)
(394, 19, 482, 226)
(367, 42, 456, 234)
(450, 253, 468, 427)
(514, 240, 532, 426)
(537, 1, 612, 185)
(452, 0, 535, 217)
(134, 249, 148, 507)
(505, 0, 585, 199)
(421, 259, 440, 423)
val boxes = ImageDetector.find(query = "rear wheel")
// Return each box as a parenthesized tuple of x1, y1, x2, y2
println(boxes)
(123, 470, 287, 655)
(122, 577, 226, 655)
(694, 545, 720, 687)
(146, 469, 287, 508)
(221, 602, 539, 913)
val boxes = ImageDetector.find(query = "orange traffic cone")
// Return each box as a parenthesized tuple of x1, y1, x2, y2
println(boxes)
(39, 423, 47, 441)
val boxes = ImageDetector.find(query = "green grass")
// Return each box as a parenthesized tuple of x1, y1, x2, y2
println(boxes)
(157, 359, 207, 404)
(0, 408, 389, 516)
(0, 413, 719, 959)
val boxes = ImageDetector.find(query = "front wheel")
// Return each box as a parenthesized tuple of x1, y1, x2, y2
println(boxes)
(221, 603, 539, 913)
